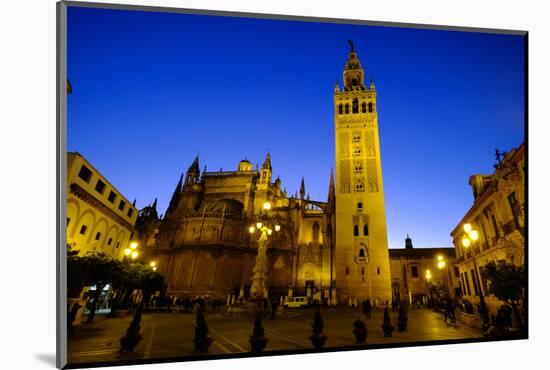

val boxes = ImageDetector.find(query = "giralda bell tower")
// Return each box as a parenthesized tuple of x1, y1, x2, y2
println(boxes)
(333, 41, 391, 304)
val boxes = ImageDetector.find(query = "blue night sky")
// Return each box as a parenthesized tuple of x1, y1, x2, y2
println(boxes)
(67, 6, 525, 249)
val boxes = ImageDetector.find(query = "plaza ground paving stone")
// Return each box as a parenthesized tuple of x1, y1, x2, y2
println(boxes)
(67, 307, 482, 365)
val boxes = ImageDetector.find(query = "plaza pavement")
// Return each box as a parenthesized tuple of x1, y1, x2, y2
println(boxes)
(67, 307, 482, 366)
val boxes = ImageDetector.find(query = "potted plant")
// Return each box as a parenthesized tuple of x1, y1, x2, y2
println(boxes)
(352, 318, 368, 344)
(381, 306, 394, 337)
(249, 314, 269, 353)
(309, 309, 327, 350)
(397, 301, 408, 331)
(193, 309, 214, 353)
(119, 310, 143, 352)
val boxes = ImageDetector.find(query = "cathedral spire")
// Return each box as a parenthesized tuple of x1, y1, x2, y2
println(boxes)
(405, 234, 413, 249)
(151, 198, 157, 210)
(328, 168, 335, 202)
(300, 177, 305, 200)
(185, 156, 200, 186)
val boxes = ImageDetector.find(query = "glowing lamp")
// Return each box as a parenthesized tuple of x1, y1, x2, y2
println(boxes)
(131, 251, 139, 259)
(150, 261, 156, 267)
(130, 241, 138, 250)
(463, 223, 472, 233)
(263, 201, 272, 211)
(256, 222, 263, 229)
(275, 224, 281, 232)
(461, 237, 471, 248)
(152, 267, 157, 272)
(267, 229, 273, 235)
(437, 255, 443, 261)
(437, 260, 446, 269)
(469, 230, 479, 241)
(249, 226, 255, 234)
(124, 248, 132, 256)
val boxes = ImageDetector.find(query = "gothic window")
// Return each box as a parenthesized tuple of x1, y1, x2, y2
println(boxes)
(361, 267, 365, 275)
(363, 224, 369, 236)
(357, 202, 363, 210)
(312, 221, 320, 244)
(368, 102, 373, 113)
(352, 132, 361, 143)
(338, 104, 343, 115)
(354, 161, 363, 172)
(361, 102, 367, 113)
(353, 148, 362, 156)
(79, 225, 87, 235)
(345, 103, 349, 114)
(346, 266, 350, 275)
(352, 98, 359, 113)
(353, 225, 359, 237)
(359, 248, 366, 258)
(356, 180, 365, 192)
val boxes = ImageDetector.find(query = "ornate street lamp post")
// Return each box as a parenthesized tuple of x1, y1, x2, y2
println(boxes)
(247, 201, 281, 300)
(437, 254, 449, 299)
(461, 223, 489, 329)
(124, 241, 139, 261)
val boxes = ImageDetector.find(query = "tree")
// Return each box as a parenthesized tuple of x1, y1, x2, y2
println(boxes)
(397, 301, 408, 331)
(249, 314, 268, 353)
(352, 318, 368, 344)
(193, 309, 213, 353)
(119, 309, 143, 352)
(481, 261, 526, 334)
(381, 306, 394, 337)
(309, 309, 327, 350)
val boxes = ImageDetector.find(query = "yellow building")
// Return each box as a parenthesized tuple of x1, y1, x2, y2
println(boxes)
(333, 42, 392, 304)
(67, 152, 138, 259)
(389, 236, 460, 305)
(450, 143, 525, 315)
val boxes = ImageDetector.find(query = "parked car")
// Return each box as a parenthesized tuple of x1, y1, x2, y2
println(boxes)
(284, 296, 309, 309)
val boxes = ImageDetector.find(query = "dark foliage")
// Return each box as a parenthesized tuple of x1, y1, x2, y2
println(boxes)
(249, 314, 268, 353)
(193, 310, 213, 353)
(352, 318, 368, 344)
(119, 310, 143, 352)
(310, 309, 327, 350)
(381, 307, 394, 337)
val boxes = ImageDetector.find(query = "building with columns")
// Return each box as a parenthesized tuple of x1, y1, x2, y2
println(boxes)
(136, 43, 392, 304)
(450, 143, 525, 315)
(66, 152, 138, 259)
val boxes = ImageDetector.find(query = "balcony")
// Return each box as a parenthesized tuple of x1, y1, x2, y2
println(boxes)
(503, 219, 524, 237)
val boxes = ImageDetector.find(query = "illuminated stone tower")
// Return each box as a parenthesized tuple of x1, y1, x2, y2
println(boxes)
(333, 42, 391, 304)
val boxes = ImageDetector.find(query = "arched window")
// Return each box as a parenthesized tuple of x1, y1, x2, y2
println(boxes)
(368, 102, 373, 113)
(312, 221, 320, 244)
(357, 202, 363, 209)
(361, 102, 367, 113)
(345, 103, 350, 114)
(356, 180, 364, 192)
(359, 248, 365, 258)
(363, 224, 369, 236)
(353, 225, 359, 236)
(352, 98, 359, 114)
(338, 104, 343, 115)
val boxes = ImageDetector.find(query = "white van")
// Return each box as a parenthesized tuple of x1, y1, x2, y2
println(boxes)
(284, 296, 308, 309)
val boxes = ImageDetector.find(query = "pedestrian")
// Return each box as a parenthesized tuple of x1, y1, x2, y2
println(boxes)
(271, 297, 279, 319)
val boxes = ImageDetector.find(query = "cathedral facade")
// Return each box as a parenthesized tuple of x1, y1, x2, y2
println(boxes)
(137, 45, 391, 303)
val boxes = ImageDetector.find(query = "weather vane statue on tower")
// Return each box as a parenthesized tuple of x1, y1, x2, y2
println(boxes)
(347, 40, 355, 52)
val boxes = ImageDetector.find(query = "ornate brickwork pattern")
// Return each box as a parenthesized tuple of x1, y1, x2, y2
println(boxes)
(364, 130, 376, 157)
(339, 132, 350, 158)
(340, 159, 351, 193)
(366, 158, 379, 192)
